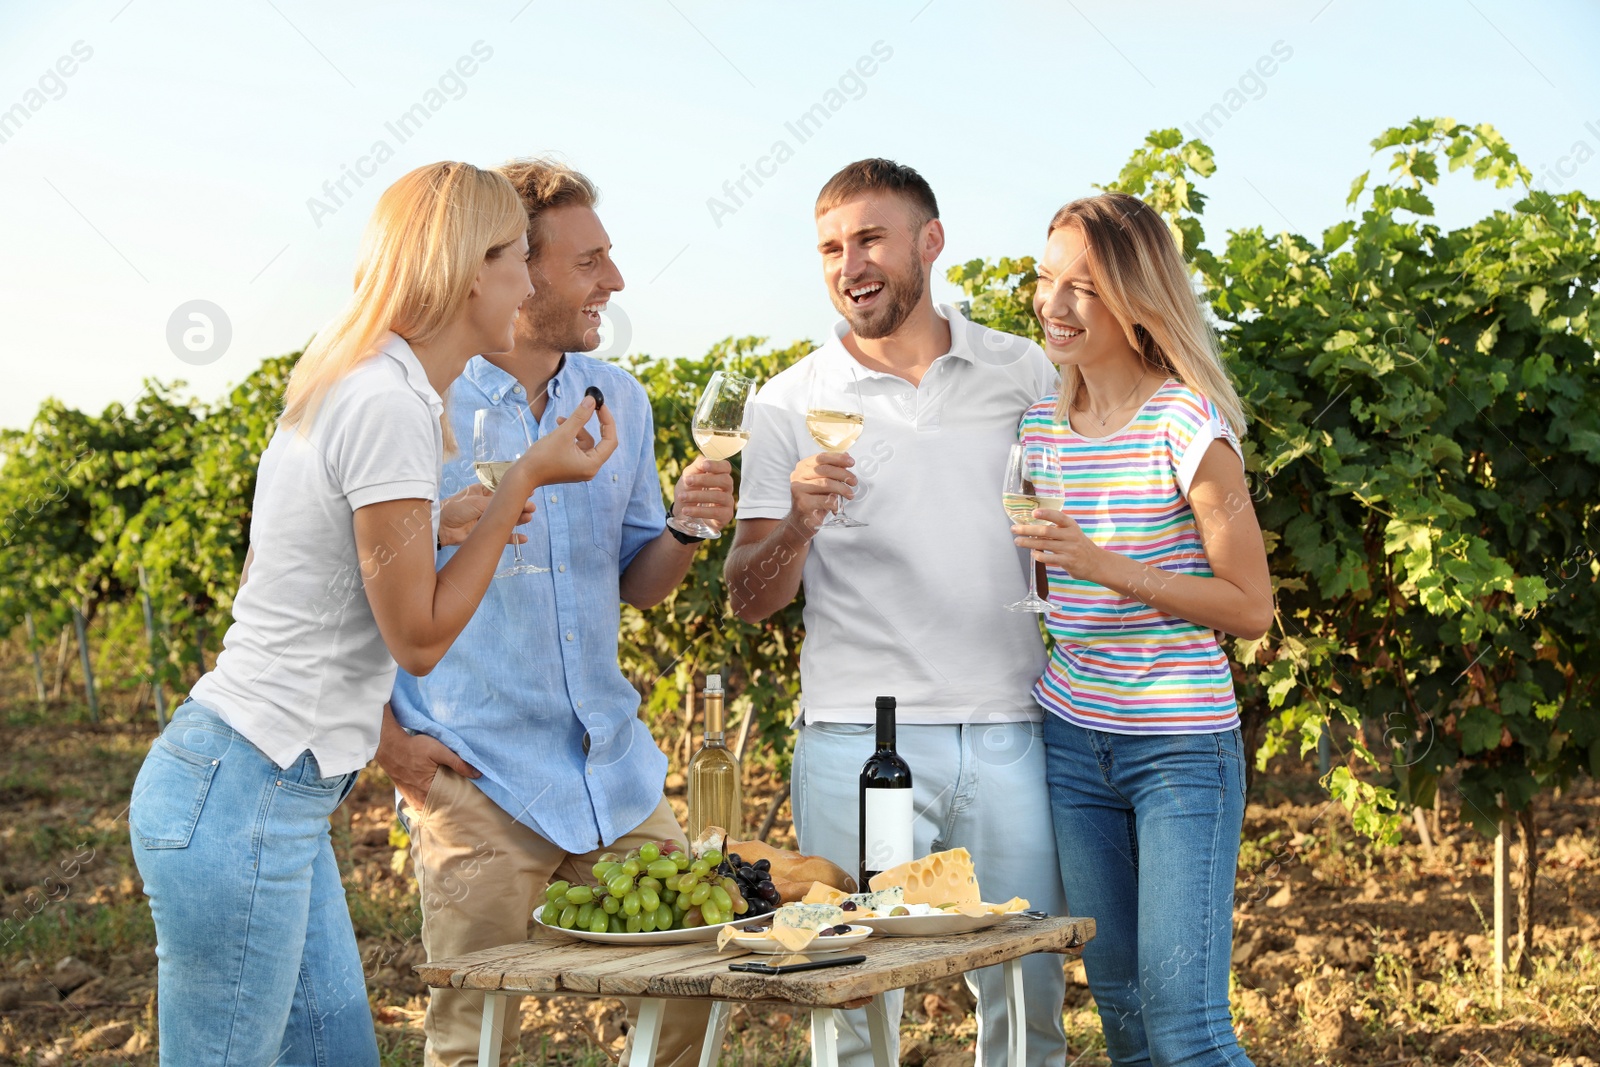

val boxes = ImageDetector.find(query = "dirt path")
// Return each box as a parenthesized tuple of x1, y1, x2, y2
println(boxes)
(1, 714, 1597, 1065)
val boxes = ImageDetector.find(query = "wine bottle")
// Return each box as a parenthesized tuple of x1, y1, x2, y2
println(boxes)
(687, 674, 742, 840)
(859, 695, 913, 889)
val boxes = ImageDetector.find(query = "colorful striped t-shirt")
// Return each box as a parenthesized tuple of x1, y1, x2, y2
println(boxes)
(1019, 379, 1244, 734)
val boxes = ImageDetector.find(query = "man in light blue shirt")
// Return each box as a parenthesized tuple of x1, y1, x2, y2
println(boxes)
(379, 159, 733, 1067)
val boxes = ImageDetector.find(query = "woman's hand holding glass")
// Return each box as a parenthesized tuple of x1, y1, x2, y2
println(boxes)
(1011, 508, 1106, 583)
(1002, 442, 1061, 612)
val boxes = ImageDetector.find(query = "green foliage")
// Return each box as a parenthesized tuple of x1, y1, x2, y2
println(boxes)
(620, 336, 812, 770)
(5, 118, 1596, 846)
(0, 358, 297, 698)
(952, 122, 1600, 841)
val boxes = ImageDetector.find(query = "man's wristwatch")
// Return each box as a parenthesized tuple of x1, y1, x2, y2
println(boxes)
(666, 500, 705, 545)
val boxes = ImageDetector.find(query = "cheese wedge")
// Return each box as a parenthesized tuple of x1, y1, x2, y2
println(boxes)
(949, 896, 1030, 918)
(769, 903, 845, 951)
(801, 882, 849, 906)
(867, 847, 981, 906)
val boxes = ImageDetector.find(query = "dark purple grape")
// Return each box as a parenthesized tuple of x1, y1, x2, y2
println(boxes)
(840, 900, 857, 911)
(754, 859, 770, 872)
(727, 854, 742, 867)
(831, 924, 852, 934)
(759, 885, 780, 903)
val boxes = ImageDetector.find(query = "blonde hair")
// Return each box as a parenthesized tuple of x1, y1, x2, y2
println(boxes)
(280, 161, 527, 451)
(1046, 192, 1246, 433)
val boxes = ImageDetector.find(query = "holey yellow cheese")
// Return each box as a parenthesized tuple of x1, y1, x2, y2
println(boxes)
(867, 847, 981, 906)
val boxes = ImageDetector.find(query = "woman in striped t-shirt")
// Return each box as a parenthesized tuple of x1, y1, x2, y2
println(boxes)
(1011, 192, 1272, 1066)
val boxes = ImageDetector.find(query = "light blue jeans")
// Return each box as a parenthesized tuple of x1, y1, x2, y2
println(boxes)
(793, 718, 1069, 1067)
(1043, 715, 1254, 1067)
(129, 700, 377, 1067)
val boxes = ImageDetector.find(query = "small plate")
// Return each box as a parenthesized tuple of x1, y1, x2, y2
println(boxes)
(533, 905, 760, 946)
(726, 924, 873, 954)
(855, 910, 1015, 938)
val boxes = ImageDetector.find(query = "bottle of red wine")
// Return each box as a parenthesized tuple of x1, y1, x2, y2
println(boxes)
(859, 695, 913, 889)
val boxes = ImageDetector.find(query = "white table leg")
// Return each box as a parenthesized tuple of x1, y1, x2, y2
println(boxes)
(865, 994, 895, 1067)
(628, 997, 665, 1066)
(478, 991, 507, 1065)
(697, 1000, 732, 1067)
(1004, 957, 1027, 1066)
(811, 1007, 840, 1067)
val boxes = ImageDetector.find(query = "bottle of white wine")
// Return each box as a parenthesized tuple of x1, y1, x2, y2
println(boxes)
(687, 674, 742, 840)
(859, 695, 913, 889)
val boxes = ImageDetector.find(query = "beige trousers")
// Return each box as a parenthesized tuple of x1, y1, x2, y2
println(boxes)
(410, 767, 712, 1066)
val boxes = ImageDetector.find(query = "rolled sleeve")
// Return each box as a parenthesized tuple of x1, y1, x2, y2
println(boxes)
(619, 383, 667, 569)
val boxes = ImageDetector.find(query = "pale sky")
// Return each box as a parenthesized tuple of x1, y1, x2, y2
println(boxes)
(2, 0, 1597, 431)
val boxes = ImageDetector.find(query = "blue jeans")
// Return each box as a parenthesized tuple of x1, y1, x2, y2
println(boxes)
(1043, 715, 1254, 1067)
(794, 719, 1069, 1067)
(129, 700, 377, 1067)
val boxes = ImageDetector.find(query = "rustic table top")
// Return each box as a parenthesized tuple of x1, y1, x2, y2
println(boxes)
(416, 915, 1095, 1009)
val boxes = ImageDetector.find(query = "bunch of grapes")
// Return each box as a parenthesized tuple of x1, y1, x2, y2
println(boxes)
(720, 853, 781, 918)
(540, 842, 751, 934)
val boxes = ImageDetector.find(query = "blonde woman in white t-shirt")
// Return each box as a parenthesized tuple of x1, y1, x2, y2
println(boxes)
(128, 161, 617, 1066)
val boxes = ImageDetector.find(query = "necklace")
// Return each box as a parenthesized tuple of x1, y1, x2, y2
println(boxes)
(1084, 370, 1147, 427)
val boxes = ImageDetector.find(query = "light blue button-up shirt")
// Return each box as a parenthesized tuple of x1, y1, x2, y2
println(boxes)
(390, 354, 669, 853)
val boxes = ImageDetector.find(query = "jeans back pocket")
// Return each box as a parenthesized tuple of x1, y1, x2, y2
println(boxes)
(130, 736, 222, 850)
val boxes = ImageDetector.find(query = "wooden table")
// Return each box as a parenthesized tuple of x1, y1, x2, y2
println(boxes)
(417, 914, 1094, 1066)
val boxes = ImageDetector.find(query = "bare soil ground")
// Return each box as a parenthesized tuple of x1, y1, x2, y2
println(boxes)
(2, 700, 1597, 1066)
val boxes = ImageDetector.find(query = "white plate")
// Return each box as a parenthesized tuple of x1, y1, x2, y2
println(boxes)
(725, 924, 873, 954)
(855, 910, 1016, 937)
(533, 905, 761, 946)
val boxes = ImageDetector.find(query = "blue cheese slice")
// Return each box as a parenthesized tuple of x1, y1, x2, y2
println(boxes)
(844, 887, 905, 916)
(769, 903, 846, 951)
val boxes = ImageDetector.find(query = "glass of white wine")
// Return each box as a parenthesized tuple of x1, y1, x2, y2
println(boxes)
(1002, 441, 1059, 612)
(667, 370, 757, 541)
(806, 368, 867, 528)
(473, 407, 548, 577)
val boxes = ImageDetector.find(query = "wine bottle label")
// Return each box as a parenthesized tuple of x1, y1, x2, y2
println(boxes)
(863, 789, 914, 871)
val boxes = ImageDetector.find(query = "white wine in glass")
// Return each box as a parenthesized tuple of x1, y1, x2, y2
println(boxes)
(1003, 442, 1057, 612)
(804, 410, 864, 452)
(473, 408, 548, 577)
(473, 461, 513, 489)
(667, 370, 757, 541)
(691, 427, 750, 462)
(806, 368, 867, 528)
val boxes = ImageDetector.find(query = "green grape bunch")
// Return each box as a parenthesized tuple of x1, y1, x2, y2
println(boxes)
(539, 841, 751, 934)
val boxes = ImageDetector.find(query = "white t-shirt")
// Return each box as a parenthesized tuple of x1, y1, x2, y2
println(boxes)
(191, 334, 443, 775)
(736, 305, 1057, 725)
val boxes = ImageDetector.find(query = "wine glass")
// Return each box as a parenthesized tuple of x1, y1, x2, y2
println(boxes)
(473, 408, 548, 577)
(1002, 441, 1059, 612)
(805, 367, 867, 528)
(666, 370, 756, 541)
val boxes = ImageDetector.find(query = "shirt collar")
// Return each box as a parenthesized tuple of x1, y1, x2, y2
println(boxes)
(377, 333, 445, 416)
(462, 353, 570, 405)
(821, 303, 975, 378)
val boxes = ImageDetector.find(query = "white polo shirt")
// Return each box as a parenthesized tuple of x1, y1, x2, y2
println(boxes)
(191, 333, 443, 775)
(736, 305, 1056, 725)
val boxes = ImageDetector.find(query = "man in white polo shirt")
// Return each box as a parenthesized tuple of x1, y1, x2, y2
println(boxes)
(725, 159, 1067, 1067)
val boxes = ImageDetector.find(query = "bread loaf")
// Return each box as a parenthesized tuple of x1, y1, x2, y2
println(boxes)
(726, 838, 857, 901)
